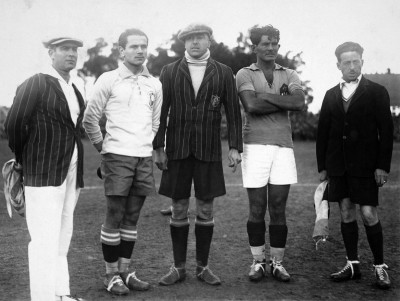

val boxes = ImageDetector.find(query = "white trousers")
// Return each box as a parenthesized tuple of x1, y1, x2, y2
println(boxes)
(25, 147, 80, 301)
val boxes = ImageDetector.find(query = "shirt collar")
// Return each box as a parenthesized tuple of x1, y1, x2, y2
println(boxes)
(246, 63, 286, 71)
(45, 65, 72, 85)
(340, 74, 362, 86)
(118, 63, 151, 79)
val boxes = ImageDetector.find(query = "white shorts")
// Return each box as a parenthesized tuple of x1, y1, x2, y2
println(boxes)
(241, 144, 297, 188)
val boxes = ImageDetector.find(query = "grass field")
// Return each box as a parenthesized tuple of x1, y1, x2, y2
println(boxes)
(0, 140, 399, 300)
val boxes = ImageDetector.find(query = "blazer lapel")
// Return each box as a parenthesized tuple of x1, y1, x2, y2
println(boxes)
(333, 84, 345, 114)
(347, 76, 368, 110)
(72, 84, 86, 122)
(198, 59, 216, 93)
(44, 74, 68, 104)
(179, 58, 193, 85)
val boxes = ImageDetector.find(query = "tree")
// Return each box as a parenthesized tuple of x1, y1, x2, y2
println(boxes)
(80, 31, 316, 140)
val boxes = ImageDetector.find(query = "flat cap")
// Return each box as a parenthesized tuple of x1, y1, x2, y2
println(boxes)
(178, 23, 213, 41)
(42, 37, 83, 48)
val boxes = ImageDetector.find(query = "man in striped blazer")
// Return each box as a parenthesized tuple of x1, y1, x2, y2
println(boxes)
(5, 36, 86, 301)
(153, 23, 243, 286)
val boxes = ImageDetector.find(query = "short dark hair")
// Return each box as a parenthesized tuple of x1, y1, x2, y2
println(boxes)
(249, 25, 280, 45)
(335, 42, 364, 62)
(118, 28, 148, 49)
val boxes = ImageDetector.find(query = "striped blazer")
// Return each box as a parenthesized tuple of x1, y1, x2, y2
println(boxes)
(5, 73, 85, 188)
(153, 58, 242, 162)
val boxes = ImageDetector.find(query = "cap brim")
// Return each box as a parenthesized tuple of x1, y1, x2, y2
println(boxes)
(178, 30, 211, 41)
(43, 38, 83, 48)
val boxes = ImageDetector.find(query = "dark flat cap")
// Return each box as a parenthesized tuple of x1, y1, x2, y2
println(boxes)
(178, 23, 213, 41)
(42, 37, 83, 48)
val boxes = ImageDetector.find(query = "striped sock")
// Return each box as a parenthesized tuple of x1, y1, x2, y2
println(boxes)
(101, 225, 120, 274)
(119, 224, 137, 272)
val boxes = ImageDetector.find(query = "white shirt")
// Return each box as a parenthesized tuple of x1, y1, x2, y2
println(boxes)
(340, 74, 362, 102)
(45, 66, 80, 125)
(83, 64, 163, 157)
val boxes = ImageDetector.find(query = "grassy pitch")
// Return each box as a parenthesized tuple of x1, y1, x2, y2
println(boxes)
(0, 140, 399, 300)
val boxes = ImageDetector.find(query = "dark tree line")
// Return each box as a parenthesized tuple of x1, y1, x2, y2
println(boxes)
(77, 31, 320, 141)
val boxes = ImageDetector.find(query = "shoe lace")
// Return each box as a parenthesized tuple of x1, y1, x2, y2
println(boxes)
(251, 260, 265, 273)
(272, 260, 288, 274)
(126, 271, 142, 283)
(197, 265, 214, 277)
(337, 260, 359, 277)
(167, 265, 181, 278)
(374, 264, 389, 280)
(107, 275, 124, 291)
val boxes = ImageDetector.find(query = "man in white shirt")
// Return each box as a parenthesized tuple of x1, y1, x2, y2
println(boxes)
(83, 28, 162, 296)
(5, 36, 86, 301)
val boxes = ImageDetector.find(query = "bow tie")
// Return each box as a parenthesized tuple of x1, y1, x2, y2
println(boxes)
(342, 79, 359, 86)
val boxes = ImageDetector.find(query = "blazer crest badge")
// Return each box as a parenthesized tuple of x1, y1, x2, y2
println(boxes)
(211, 95, 220, 108)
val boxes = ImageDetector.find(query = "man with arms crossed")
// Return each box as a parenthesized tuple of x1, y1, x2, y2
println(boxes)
(83, 28, 162, 295)
(5, 36, 85, 301)
(236, 25, 305, 283)
(153, 23, 242, 286)
(316, 42, 393, 289)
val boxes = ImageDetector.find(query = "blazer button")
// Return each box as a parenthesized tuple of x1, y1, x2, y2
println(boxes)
(343, 136, 347, 139)
(193, 106, 197, 110)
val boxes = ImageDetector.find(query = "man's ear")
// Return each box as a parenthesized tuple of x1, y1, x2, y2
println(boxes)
(336, 61, 341, 70)
(251, 44, 257, 54)
(119, 46, 125, 59)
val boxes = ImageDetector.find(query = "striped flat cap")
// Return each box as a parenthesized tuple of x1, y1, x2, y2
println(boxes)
(42, 37, 83, 48)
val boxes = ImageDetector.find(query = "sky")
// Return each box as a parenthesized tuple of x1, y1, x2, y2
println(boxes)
(0, 0, 399, 112)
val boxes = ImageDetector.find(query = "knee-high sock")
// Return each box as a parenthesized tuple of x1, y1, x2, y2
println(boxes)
(101, 225, 120, 274)
(365, 221, 384, 265)
(269, 225, 288, 262)
(170, 217, 190, 268)
(119, 224, 137, 272)
(247, 221, 266, 261)
(195, 216, 214, 267)
(341, 221, 359, 261)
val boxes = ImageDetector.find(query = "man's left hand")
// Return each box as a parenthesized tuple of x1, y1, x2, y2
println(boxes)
(228, 148, 241, 173)
(375, 169, 389, 187)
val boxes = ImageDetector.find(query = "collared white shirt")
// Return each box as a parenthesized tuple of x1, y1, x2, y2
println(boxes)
(83, 63, 163, 157)
(340, 74, 362, 102)
(44, 66, 80, 125)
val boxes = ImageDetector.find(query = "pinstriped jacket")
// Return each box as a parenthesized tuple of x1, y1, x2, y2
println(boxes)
(153, 57, 243, 162)
(5, 73, 85, 188)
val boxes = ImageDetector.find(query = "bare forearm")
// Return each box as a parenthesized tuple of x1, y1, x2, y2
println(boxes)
(256, 92, 305, 111)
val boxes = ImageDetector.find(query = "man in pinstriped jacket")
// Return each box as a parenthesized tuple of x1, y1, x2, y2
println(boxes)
(153, 23, 243, 286)
(5, 36, 85, 301)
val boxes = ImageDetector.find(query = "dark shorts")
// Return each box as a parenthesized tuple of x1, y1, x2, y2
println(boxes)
(328, 174, 379, 206)
(101, 153, 155, 197)
(159, 155, 226, 200)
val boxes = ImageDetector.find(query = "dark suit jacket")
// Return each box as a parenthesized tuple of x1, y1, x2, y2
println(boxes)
(316, 76, 393, 177)
(5, 73, 85, 187)
(153, 58, 243, 162)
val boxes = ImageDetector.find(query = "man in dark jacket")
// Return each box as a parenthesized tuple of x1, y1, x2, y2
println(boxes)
(316, 41, 393, 289)
(153, 23, 242, 286)
(5, 36, 86, 300)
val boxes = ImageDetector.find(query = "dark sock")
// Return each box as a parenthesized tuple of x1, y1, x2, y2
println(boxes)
(170, 223, 189, 268)
(269, 225, 288, 248)
(195, 217, 214, 267)
(341, 221, 359, 261)
(102, 243, 120, 263)
(119, 240, 135, 259)
(247, 221, 266, 246)
(365, 221, 384, 265)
